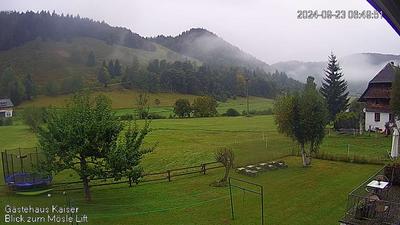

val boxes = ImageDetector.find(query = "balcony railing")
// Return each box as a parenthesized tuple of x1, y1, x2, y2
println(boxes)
(340, 167, 400, 225)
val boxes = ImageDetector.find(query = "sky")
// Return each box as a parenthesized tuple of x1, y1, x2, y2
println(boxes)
(1, 0, 399, 64)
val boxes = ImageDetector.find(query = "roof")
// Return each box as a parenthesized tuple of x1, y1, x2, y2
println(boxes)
(359, 63, 399, 101)
(369, 62, 397, 84)
(360, 85, 391, 99)
(0, 99, 14, 108)
(368, 0, 400, 36)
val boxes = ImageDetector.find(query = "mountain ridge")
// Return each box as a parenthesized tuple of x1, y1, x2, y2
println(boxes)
(272, 53, 400, 95)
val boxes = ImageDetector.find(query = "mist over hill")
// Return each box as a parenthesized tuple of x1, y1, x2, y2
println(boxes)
(150, 28, 274, 71)
(272, 53, 400, 95)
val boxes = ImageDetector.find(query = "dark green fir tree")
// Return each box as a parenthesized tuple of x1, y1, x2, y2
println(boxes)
(320, 53, 349, 122)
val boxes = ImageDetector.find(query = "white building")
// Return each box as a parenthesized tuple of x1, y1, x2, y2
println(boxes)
(359, 62, 398, 131)
(0, 99, 14, 118)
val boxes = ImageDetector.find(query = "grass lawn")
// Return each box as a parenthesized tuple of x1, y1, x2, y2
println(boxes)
(19, 88, 199, 109)
(19, 90, 274, 118)
(0, 111, 391, 225)
(0, 116, 391, 179)
(1, 157, 381, 225)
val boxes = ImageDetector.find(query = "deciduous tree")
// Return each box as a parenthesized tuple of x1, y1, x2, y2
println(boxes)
(274, 77, 328, 166)
(192, 96, 218, 117)
(215, 147, 234, 184)
(38, 93, 152, 201)
(173, 99, 192, 118)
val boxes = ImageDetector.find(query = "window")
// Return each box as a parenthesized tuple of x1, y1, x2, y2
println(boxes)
(389, 113, 394, 122)
(374, 113, 380, 122)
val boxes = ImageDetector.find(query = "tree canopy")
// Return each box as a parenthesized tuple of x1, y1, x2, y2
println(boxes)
(121, 59, 300, 100)
(0, 66, 34, 105)
(192, 96, 218, 117)
(38, 93, 152, 201)
(274, 76, 328, 166)
(0, 11, 155, 51)
(173, 99, 192, 118)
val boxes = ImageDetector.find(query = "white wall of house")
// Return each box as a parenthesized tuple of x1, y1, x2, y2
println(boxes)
(364, 111, 389, 131)
(0, 109, 13, 118)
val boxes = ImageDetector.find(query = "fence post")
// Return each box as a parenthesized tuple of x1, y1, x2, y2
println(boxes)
(201, 164, 206, 175)
(167, 170, 171, 182)
(129, 176, 132, 187)
(1, 152, 6, 182)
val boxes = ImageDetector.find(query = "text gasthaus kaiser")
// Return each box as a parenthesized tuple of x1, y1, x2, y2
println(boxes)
(4, 205, 79, 214)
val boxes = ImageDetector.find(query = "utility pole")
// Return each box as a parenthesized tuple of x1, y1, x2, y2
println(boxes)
(246, 78, 249, 116)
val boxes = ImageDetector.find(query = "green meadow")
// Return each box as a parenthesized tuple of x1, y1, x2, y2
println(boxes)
(0, 96, 392, 225)
(1, 157, 381, 225)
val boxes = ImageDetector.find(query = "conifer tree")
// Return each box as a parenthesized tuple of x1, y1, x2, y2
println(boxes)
(97, 66, 110, 87)
(320, 53, 349, 122)
(86, 51, 96, 67)
(114, 59, 122, 76)
(108, 60, 115, 77)
(24, 74, 36, 100)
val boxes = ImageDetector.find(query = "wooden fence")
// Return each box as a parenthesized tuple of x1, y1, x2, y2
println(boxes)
(52, 161, 223, 191)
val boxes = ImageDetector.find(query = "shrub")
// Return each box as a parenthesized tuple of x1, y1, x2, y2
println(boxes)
(154, 98, 161, 106)
(44, 81, 59, 96)
(173, 99, 191, 118)
(334, 112, 358, 130)
(118, 113, 134, 121)
(312, 152, 383, 165)
(22, 106, 46, 132)
(0, 118, 13, 126)
(243, 109, 273, 116)
(147, 113, 166, 120)
(192, 96, 218, 117)
(223, 108, 240, 117)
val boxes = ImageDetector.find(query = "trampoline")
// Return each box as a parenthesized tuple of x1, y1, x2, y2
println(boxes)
(5, 172, 52, 190)
(2, 149, 53, 191)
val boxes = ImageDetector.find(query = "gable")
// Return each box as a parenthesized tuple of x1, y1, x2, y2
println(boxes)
(0, 99, 14, 108)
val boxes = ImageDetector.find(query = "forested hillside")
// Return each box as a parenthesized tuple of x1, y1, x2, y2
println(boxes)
(151, 28, 271, 70)
(0, 11, 155, 51)
(0, 11, 304, 105)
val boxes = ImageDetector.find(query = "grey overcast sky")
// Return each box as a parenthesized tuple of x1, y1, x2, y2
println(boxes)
(1, 0, 399, 63)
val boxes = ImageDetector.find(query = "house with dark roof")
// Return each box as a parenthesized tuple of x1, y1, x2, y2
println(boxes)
(0, 99, 14, 118)
(359, 62, 399, 131)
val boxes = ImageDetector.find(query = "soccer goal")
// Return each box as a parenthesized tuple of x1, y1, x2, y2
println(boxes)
(228, 177, 264, 225)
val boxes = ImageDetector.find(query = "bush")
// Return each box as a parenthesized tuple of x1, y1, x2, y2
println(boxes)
(223, 108, 240, 117)
(22, 106, 46, 131)
(173, 99, 191, 118)
(44, 81, 59, 96)
(334, 112, 358, 130)
(312, 152, 383, 165)
(192, 96, 218, 117)
(118, 113, 134, 121)
(0, 118, 13, 126)
(243, 109, 273, 116)
(147, 113, 166, 120)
